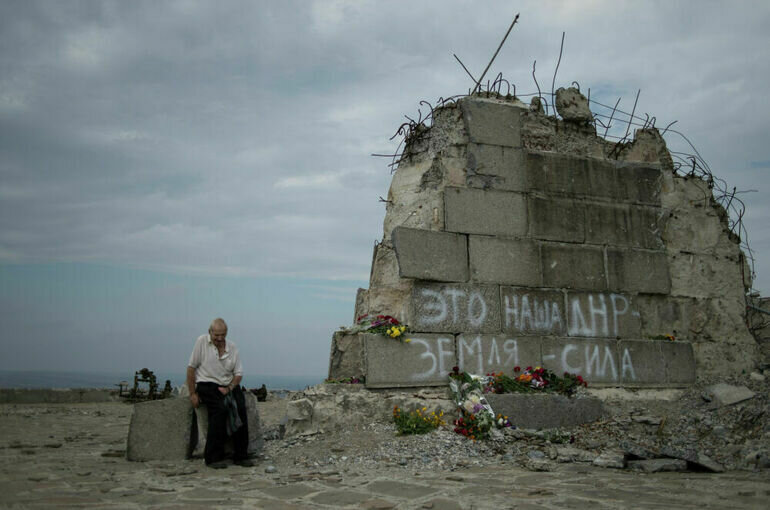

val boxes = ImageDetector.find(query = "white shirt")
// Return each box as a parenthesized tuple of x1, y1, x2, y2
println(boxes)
(188, 334, 243, 386)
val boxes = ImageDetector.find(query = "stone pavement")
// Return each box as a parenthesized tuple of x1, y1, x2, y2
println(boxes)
(1, 402, 768, 509)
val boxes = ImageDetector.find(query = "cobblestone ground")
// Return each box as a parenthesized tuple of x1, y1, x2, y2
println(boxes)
(0, 403, 768, 509)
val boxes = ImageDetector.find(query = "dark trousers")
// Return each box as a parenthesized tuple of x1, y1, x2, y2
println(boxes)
(196, 382, 249, 464)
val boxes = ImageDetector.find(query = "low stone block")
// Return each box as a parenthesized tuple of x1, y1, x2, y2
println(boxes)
(565, 291, 641, 339)
(485, 393, 603, 429)
(500, 287, 567, 336)
(391, 226, 468, 282)
(444, 186, 527, 236)
(541, 243, 606, 290)
(127, 397, 194, 461)
(409, 282, 501, 333)
(636, 295, 690, 340)
(469, 236, 541, 286)
(607, 248, 670, 294)
(328, 332, 365, 381)
(616, 163, 662, 205)
(704, 383, 755, 407)
(456, 334, 541, 375)
(466, 143, 527, 191)
(661, 341, 696, 385)
(460, 98, 522, 147)
(540, 338, 621, 385)
(365, 333, 456, 388)
(192, 391, 264, 459)
(528, 196, 585, 242)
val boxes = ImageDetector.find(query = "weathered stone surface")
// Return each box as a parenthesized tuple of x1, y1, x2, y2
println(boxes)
(555, 87, 593, 123)
(501, 287, 566, 336)
(540, 338, 622, 385)
(455, 335, 541, 375)
(444, 187, 527, 237)
(365, 334, 456, 388)
(469, 236, 541, 286)
(328, 332, 365, 380)
(669, 252, 745, 299)
(541, 243, 606, 290)
(565, 291, 641, 339)
(662, 207, 739, 256)
(526, 152, 621, 200)
(366, 480, 439, 499)
(383, 159, 444, 240)
(607, 248, 670, 294)
(636, 295, 690, 340)
(704, 384, 755, 407)
(593, 451, 626, 469)
(408, 282, 501, 333)
(628, 459, 687, 473)
(555, 446, 597, 463)
(127, 398, 193, 461)
(585, 203, 663, 249)
(466, 143, 526, 191)
(660, 341, 696, 385)
(528, 196, 585, 242)
(616, 163, 662, 205)
(617, 340, 664, 386)
(460, 98, 522, 147)
(485, 393, 603, 429)
(392, 226, 468, 282)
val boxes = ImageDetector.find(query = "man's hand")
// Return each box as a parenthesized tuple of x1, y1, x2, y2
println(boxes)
(218, 386, 230, 396)
(190, 392, 200, 408)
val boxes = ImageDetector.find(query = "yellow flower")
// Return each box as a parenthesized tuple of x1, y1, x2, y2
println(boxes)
(399, 325, 406, 332)
(405, 338, 411, 343)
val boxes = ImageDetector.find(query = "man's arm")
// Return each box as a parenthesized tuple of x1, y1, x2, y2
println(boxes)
(186, 366, 199, 408)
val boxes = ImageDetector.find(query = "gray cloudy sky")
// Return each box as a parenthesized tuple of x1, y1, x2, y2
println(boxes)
(1, 1, 769, 380)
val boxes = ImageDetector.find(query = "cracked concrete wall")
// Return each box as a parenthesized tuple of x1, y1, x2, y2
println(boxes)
(332, 88, 758, 386)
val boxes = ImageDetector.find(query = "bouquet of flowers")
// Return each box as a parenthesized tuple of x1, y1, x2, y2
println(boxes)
(343, 314, 411, 342)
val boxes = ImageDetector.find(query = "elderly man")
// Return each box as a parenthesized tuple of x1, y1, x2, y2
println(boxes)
(187, 318, 254, 468)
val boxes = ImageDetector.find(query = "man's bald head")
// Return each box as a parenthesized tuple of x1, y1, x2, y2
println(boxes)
(209, 317, 228, 332)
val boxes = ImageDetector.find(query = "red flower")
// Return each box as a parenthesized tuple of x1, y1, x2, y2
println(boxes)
(513, 366, 521, 373)
(526, 366, 533, 372)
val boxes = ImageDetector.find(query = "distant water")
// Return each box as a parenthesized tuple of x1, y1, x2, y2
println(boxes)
(0, 370, 324, 391)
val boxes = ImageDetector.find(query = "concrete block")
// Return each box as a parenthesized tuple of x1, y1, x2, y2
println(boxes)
(636, 295, 690, 340)
(466, 143, 527, 191)
(541, 243, 606, 290)
(456, 334, 541, 375)
(607, 248, 670, 294)
(460, 98, 522, 147)
(704, 383, 755, 407)
(565, 291, 641, 338)
(585, 203, 662, 249)
(500, 287, 567, 336)
(540, 338, 621, 385)
(528, 196, 585, 242)
(626, 205, 665, 250)
(661, 341, 696, 385)
(669, 252, 745, 299)
(526, 152, 590, 196)
(327, 332, 365, 381)
(391, 226, 468, 282)
(408, 282, 501, 333)
(485, 393, 603, 429)
(365, 333, 456, 388)
(469, 236, 541, 286)
(444, 187, 527, 236)
(127, 397, 194, 461)
(617, 340, 664, 385)
(616, 163, 662, 205)
(192, 391, 264, 458)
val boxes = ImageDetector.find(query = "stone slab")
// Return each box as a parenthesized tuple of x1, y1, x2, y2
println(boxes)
(616, 163, 662, 205)
(628, 459, 687, 473)
(635, 295, 690, 340)
(528, 196, 585, 243)
(565, 291, 641, 338)
(456, 335, 541, 375)
(669, 252, 745, 299)
(585, 203, 662, 249)
(444, 186, 527, 237)
(191, 390, 263, 459)
(704, 383, 755, 407)
(466, 143, 527, 191)
(408, 282, 501, 333)
(526, 152, 622, 200)
(127, 397, 194, 461)
(469, 236, 541, 286)
(607, 248, 670, 294)
(391, 226, 468, 282)
(366, 480, 439, 500)
(460, 98, 522, 147)
(327, 332, 365, 380)
(540, 338, 621, 385)
(617, 340, 663, 386)
(365, 333, 456, 388)
(500, 287, 567, 336)
(485, 393, 603, 429)
(661, 341, 696, 385)
(541, 243, 606, 290)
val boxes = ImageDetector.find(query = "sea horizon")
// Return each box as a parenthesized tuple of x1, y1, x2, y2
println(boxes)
(0, 370, 325, 391)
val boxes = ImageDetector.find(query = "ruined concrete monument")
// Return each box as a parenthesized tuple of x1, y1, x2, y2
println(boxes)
(329, 87, 759, 389)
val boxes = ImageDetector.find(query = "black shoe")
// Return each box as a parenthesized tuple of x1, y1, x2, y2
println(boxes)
(234, 459, 255, 467)
(207, 461, 228, 469)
